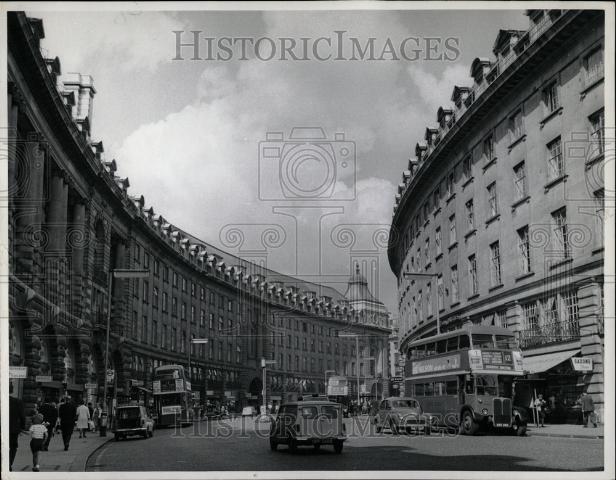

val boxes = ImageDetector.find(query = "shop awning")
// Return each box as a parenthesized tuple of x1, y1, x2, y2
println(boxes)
(523, 349, 580, 374)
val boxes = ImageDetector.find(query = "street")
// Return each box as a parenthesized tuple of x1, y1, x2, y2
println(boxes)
(86, 417, 604, 472)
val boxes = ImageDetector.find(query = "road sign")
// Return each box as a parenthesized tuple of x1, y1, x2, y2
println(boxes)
(106, 369, 115, 382)
(10, 366, 28, 379)
(35, 375, 52, 383)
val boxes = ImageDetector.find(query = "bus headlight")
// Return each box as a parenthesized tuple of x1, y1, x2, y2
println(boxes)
(482, 408, 488, 415)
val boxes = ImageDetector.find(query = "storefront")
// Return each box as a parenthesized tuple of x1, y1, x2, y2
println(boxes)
(516, 349, 591, 424)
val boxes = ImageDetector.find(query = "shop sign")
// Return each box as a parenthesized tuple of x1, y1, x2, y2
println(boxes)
(131, 379, 144, 387)
(206, 390, 214, 396)
(36, 375, 53, 383)
(152, 380, 161, 394)
(391, 376, 403, 382)
(572, 357, 593, 371)
(85, 383, 97, 390)
(10, 366, 28, 379)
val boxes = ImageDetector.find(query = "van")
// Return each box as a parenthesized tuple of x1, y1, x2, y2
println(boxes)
(269, 400, 346, 453)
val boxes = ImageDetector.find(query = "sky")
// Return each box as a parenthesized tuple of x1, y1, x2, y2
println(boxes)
(32, 7, 529, 316)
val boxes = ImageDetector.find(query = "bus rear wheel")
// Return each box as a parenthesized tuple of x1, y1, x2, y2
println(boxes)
(461, 410, 479, 436)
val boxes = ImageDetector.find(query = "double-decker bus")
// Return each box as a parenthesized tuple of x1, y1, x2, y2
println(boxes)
(152, 365, 193, 427)
(327, 376, 351, 417)
(404, 325, 528, 436)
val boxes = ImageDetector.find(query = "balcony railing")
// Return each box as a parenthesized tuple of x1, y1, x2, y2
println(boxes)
(518, 319, 580, 349)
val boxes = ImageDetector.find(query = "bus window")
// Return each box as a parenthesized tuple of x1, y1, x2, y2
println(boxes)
(475, 375, 498, 395)
(434, 381, 446, 396)
(415, 383, 425, 396)
(459, 335, 470, 349)
(426, 343, 436, 356)
(472, 334, 495, 349)
(446, 336, 458, 352)
(464, 376, 474, 394)
(495, 335, 518, 350)
(436, 340, 447, 354)
(415, 345, 426, 358)
(425, 383, 434, 396)
(498, 376, 513, 398)
(446, 380, 457, 395)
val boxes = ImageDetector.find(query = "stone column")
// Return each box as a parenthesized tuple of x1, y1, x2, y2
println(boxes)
(577, 278, 604, 422)
(71, 201, 86, 319)
(47, 173, 69, 252)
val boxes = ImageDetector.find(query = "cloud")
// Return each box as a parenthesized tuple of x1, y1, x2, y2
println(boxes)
(34, 11, 185, 72)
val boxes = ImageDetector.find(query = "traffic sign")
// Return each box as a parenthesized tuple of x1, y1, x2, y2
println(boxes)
(106, 369, 115, 382)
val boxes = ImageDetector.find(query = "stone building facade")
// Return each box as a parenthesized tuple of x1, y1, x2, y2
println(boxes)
(388, 10, 605, 420)
(6, 12, 391, 415)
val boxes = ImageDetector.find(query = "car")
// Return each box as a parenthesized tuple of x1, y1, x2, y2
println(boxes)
(242, 406, 257, 417)
(269, 399, 346, 453)
(373, 397, 434, 435)
(113, 404, 155, 440)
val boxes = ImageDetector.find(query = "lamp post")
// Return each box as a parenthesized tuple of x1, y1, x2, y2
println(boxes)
(324, 369, 336, 395)
(402, 272, 443, 335)
(261, 358, 275, 414)
(103, 268, 149, 432)
(339, 333, 360, 407)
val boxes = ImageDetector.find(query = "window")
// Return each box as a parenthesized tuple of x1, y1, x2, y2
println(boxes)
(141, 316, 148, 343)
(191, 282, 196, 297)
(144, 252, 150, 269)
(171, 297, 177, 316)
(426, 283, 432, 317)
(200, 309, 205, 327)
(446, 172, 454, 197)
(132, 311, 138, 338)
(181, 302, 186, 320)
(489, 241, 502, 286)
(543, 82, 560, 113)
(462, 155, 471, 180)
(465, 199, 474, 230)
(468, 254, 478, 296)
(218, 316, 224, 331)
(209, 313, 214, 329)
(424, 238, 430, 265)
(483, 135, 494, 161)
(142, 281, 149, 304)
(228, 300, 233, 312)
(584, 47, 604, 86)
(523, 301, 539, 333)
(437, 275, 444, 311)
(510, 110, 524, 139)
(181, 276, 187, 292)
(200, 287, 205, 301)
(162, 292, 168, 312)
(589, 109, 605, 157)
(163, 264, 169, 283)
(487, 182, 498, 217)
(513, 161, 527, 200)
(518, 226, 531, 275)
(153, 259, 160, 277)
(152, 287, 159, 309)
(563, 290, 579, 325)
(435, 227, 442, 256)
(190, 305, 195, 323)
(451, 265, 459, 303)
(172, 271, 178, 288)
(134, 243, 141, 264)
(547, 137, 564, 180)
(162, 325, 168, 349)
(433, 187, 440, 210)
(552, 207, 570, 259)
(449, 215, 456, 246)
(417, 290, 423, 322)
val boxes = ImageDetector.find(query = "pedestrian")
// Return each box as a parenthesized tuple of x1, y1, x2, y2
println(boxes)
(9, 382, 26, 472)
(534, 394, 546, 427)
(28, 413, 48, 472)
(58, 396, 77, 451)
(38, 400, 58, 451)
(580, 391, 598, 428)
(87, 402, 94, 429)
(93, 403, 102, 432)
(76, 399, 91, 438)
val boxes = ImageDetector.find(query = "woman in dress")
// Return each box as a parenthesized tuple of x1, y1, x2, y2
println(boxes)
(76, 399, 91, 438)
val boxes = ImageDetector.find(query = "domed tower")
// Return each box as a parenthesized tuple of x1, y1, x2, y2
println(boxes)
(344, 263, 388, 326)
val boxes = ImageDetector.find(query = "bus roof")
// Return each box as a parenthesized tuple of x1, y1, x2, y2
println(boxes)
(154, 364, 184, 371)
(408, 324, 514, 347)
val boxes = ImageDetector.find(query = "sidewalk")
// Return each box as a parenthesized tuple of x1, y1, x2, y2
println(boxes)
(526, 423, 604, 439)
(11, 430, 112, 472)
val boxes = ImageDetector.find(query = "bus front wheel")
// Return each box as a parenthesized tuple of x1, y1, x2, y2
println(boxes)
(461, 410, 479, 436)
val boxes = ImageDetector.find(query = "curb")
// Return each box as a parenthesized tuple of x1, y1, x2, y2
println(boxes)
(77, 436, 114, 472)
(528, 432, 603, 440)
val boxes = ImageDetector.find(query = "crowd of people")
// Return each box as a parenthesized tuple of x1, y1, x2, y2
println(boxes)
(7, 383, 104, 472)
(532, 390, 598, 428)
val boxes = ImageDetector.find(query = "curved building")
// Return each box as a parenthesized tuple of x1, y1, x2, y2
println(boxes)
(6, 12, 391, 415)
(388, 10, 605, 419)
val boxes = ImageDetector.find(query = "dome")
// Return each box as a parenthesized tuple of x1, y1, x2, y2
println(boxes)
(344, 263, 377, 302)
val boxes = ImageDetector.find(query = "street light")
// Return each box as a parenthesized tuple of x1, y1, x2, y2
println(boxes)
(338, 333, 360, 407)
(104, 268, 149, 430)
(261, 358, 275, 414)
(402, 272, 444, 335)
(324, 369, 336, 395)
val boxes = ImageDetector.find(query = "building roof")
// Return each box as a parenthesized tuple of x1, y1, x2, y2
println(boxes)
(344, 263, 378, 303)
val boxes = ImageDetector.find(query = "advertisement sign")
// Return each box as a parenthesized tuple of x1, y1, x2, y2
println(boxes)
(161, 405, 182, 415)
(327, 385, 348, 396)
(152, 380, 161, 394)
(512, 351, 524, 371)
(412, 354, 461, 375)
(175, 379, 184, 391)
(35, 375, 53, 383)
(468, 350, 483, 370)
(9, 366, 28, 379)
(572, 357, 593, 371)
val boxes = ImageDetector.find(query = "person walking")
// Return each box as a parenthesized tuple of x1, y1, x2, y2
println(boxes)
(9, 382, 26, 472)
(93, 403, 102, 432)
(28, 413, 48, 472)
(38, 400, 58, 451)
(534, 394, 546, 427)
(580, 391, 598, 428)
(58, 396, 77, 451)
(76, 399, 91, 438)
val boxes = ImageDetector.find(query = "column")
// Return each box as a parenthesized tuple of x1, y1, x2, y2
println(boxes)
(577, 278, 604, 422)
(71, 202, 86, 319)
(45, 173, 69, 311)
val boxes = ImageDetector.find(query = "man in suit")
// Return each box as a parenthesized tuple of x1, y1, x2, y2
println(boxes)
(39, 399, 59, 450)
(580, 391, 598, 428)
(58, 396, 77, 450)
(9, 382, 26, 471)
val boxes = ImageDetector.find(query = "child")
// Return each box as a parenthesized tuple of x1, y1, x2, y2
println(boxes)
(29, 414, 48, 472)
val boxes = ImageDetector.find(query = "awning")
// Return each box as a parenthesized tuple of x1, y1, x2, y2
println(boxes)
(522, 349, 580, 374)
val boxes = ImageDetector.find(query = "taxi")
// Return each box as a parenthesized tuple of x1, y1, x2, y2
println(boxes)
(372, 397, 435, 435)
(269, 396, 346, 453)
(113, 404, 155, 440)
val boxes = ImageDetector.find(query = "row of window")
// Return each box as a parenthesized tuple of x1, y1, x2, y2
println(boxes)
(270, 351, 375, 377)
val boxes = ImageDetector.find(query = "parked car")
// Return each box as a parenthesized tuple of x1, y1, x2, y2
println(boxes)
(242, 406, 257, 417)
(269, 398, 346, 453)
(373, 397, 435, 435)
(113, 404, 155, 440)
